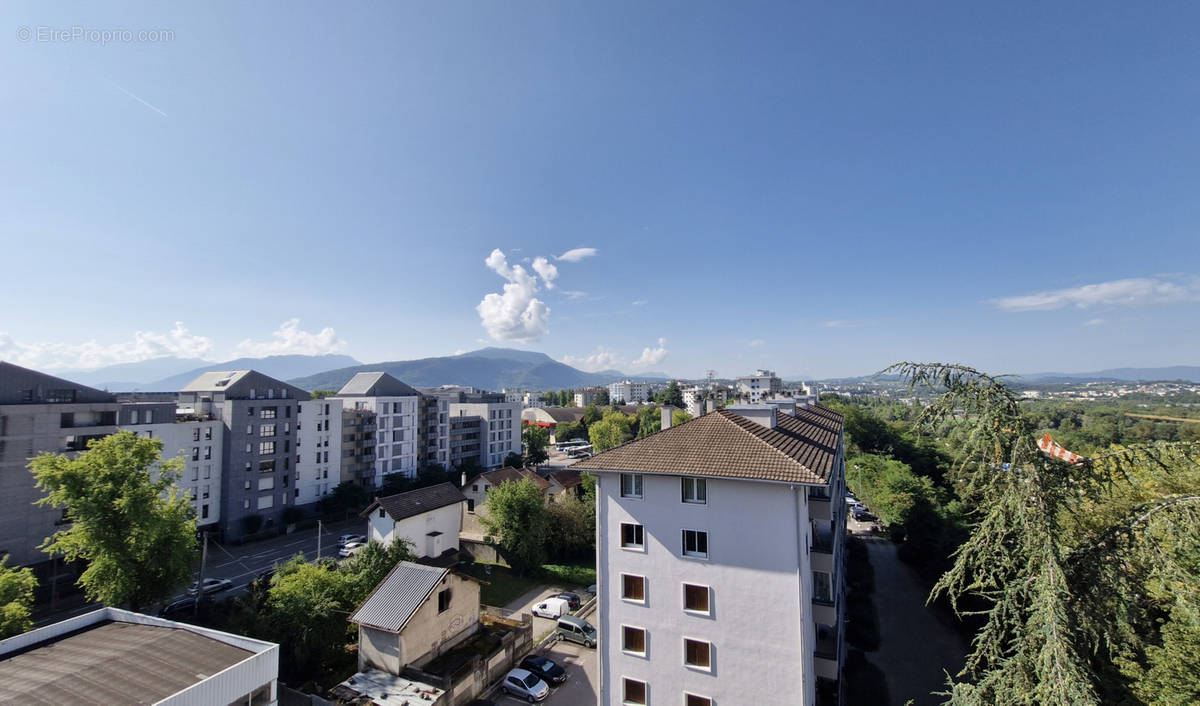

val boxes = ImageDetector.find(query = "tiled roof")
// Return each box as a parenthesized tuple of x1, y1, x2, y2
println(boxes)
(351, 561, 448, 633)
(362, 482, 466, 521)
(572, 405, 843, 485)
(479, 467, 552, 492)
(548, 468, 583, 489)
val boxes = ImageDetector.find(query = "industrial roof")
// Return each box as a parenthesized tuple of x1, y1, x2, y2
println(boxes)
(351, 561, 449, 633)
(361, 482, 467, 521)
(572, 405, 843, 485)
(0, 620, 253, 705)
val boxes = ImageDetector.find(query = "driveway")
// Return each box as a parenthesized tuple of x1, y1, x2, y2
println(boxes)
(859, 535, 967, 705)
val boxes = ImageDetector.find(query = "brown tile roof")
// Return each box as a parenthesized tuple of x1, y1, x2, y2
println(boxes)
(479, 467, 552, 491)
(361, 482, 466, 521)
(572, 405, 843, 485)
(548, 468, 583, 489)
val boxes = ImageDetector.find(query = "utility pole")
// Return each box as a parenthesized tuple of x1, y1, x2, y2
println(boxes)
(193, 533, 208, 617)
(317, 519, 323, 560)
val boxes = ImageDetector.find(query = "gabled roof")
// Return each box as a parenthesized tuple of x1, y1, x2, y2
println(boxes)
(548, 468, 584, 489)
(0, 362, 116, 404)
(361, 482, 466, 521)
(337, 372, 421, 398)
(572, 405, 844, 485)
(351, 561, 449, 633)
(179, 370, 311, 400)
(478, 467, 551, 492)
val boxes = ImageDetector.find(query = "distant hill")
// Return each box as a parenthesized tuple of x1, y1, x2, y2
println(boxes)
(58, 357, 212, 389)
(59, 354, 363, 391)
(1022, 366, 1200, 383)
(288, 347, 671, 392)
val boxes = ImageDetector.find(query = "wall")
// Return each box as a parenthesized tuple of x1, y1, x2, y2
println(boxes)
(392, 502, 463, 558)
(359, 625, 403, 675)
(133, 420, 225, 528)
(597, 471, 816, 706)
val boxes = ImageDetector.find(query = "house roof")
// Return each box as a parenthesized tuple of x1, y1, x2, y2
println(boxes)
(351, 561, 449, 633)
(179, 370, 311, 401)
(361, 482, 466, 521)
(337, 372, 421, 398)
(478, 467, 551, 491)
(548, 468, 583, 489)
(0, 620, 253, 705)
(0, 362, 116, 405)
(572, 405, 844, 485)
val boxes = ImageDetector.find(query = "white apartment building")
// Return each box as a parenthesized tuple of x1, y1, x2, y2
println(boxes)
(296, 397, 343, 505)
(680, 385, 732, 418)
(609, 380, 649, 405)
(119, 402, 225, 529)
(333, 373, 421, 486)
(574, 388, 601, 407)
(576, 403, 847, 706)
(449, 400, 521, 468)
(735, 369, 783, 403)
(522, 391, 547, 409)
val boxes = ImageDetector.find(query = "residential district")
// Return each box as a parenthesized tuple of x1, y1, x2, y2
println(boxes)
(0, 361, 862, 705)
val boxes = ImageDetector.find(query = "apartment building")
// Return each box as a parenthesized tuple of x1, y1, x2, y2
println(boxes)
(296, 396, 343, 504)
(119, 401, 225, 529)
(0, 363, 119, 569)
(449, 400, 521, 468)
(575, 403, 847, 706)
(418, 393, 450, 468)
(609, 380, 649, 405)
(735, 369, 783, 403)
(341, 407, 378, 487)
(574, 387, 602, 407)
(177, 370, 311, 542)
(332, 373, 421, 486)
(680, 385, 732, 418)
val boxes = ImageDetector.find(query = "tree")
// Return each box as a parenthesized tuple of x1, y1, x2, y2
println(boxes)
(320, 480, 372, 518)
(545, 495, 594, 560)
(343, 538, 417, 597)
(0, 555, 36, 639)
(503, 451, 524, 468)
(479, 479, 549, 573)
(590, 409, 634, 452)
(267, 555, 358, 681)
(594, 388, 610, 406)
(672, 410, 693, 426)
(581, 403, 602, 428)
(523, 424, 550, 465)
(29, 431, 197, 612)
(554, 421, 585, 442)
(637, 405, 661, 438)
(887, 362, 1200, 705)
(657, 381, 684, 408)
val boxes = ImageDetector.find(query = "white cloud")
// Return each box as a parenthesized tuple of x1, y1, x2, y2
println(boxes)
(234, 319, 345, 357)
(561, 347, 621, 373)
(531, 256, 558, 289)
(453, 349, 468, 355)
(562, 290, 589, 300)
(476, 249, 551, 342)
(748, 339, 765, 347)
(991, 276, 1199, 312)
(0, 322, 213, 370)
(631, 338, 668, 368)
(1083, 318, 1107, 327)
(631, 300, 647, 307)
(555, 247, 598, 263)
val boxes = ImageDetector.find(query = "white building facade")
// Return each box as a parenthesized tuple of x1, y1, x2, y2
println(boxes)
(608, 380, 649, 405)
(362, 483, 466, 559)
(296, 397, 343, 505)
(735, 370, 783, 403)
(577, 404, 847, 706)
(121, 409, 225, 529)
(333, 373, 422, 487)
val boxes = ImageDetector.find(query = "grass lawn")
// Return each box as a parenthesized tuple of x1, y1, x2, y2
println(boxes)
(539, 561, 596, 588)
(463, 562, 541, 607)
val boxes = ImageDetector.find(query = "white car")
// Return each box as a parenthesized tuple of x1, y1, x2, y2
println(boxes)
(338, 533, 366, 547)
(187, 577, 233, 596)
(501, 667, 550, 702)
(531, 597, 570, 619)
(338, 541, 366, 558)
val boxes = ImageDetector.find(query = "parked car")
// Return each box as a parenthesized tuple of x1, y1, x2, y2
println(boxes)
(852, 506, 876, 522)
(553, 592, 582, 610)
(338, 533, 366, 547)
(518, 655, 567, 685)
(160, 596, 209, 619)
(501, 668, 550, 703)
(252, 568, 277, 589)
(532, 597, 570, 619)
(187, 577, 233, 596)
(338, 541, 366, 558)
(586, 584, 597, 595)
(555, 615, 597, 648)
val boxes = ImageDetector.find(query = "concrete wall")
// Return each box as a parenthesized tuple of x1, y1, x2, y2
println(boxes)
(597, 471, 817, 706)
(367, 502, 463, 558)
(404, 572, 481, 666)
(359, 625, 403, 675)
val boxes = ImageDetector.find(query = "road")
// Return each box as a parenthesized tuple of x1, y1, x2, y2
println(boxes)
(176, 517, 367, 601)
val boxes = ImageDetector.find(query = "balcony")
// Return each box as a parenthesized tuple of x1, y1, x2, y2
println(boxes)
(814, 625, 841, 680)
(810, 496, 832, 521)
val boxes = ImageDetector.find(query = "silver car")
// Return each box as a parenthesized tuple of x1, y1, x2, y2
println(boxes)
(502, 667, 550, 702)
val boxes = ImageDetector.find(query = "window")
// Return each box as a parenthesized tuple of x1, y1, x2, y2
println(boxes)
(201, 504, 209, 519)
(259, 441, 275, 455)
(191, 447, 200, 461)
(684, 638, 711, 670)
(204, 446, 211, 460)
(257, 495, 274, 510)
(246, 425, 254, 435)
(247, 406, 254, 417)
(204, 426, 212, 440)
(620, 473, 643, 499)
(378, 508, 385, 518)
(620, 523, 644, 550)
(259, 459, 276, 473)
(813, 571, 833, 603)
(682, 477, 707, 504)
(202, 484, 210, 499)
(204, 465, 211, 479)
(682, 530, 708, 558)
(192, 427, 201, 441)
(622, 678, 647, 705)
(260, 407, 277, 419)
(622, 626, 646, 655)
(244, 480, 251, 490)
(438, 588, 452, 613)
(622, 574, 646, 602)
(191, 466, 199, 481)
(684, 584, 710, 614)
(260, 424, 276, 437)
(685, 695, 712, 706)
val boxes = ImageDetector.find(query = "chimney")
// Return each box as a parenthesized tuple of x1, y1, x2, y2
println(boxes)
(705, 399, 716, 414)
(727, 404, 778, 430)
(661, 405, 675, 430)
(460, 470, 467, 487)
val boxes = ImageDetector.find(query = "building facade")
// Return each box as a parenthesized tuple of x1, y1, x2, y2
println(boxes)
(576, 403, 847, 706)
(608, 381, 649, 405)
(448, 400, 521, 468)
(735, 370, 783, 403)
(332, 373, 422, 486)
(296, 397, 343, 504)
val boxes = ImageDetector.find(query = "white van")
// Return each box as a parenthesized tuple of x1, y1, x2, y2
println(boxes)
(531, 596, 570, 619)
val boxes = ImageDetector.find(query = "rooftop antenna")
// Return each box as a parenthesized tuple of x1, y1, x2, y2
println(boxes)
(706, 370, 717, 388)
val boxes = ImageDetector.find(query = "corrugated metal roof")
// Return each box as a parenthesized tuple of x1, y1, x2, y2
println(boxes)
(572, 405, 844, 485)
(351, 561, 448, 633)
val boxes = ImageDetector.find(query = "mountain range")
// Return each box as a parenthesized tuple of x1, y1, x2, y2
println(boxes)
(287, 347, 671, 391)
(58, 354, 363, 391)
(1020, 366, 1200, 384)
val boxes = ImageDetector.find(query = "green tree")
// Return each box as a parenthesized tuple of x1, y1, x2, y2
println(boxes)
(594, 388, 610, 406)
(343, 538, 417, 596)
(581, 403, 602, 428)
(523, 424, 550, 465)
(545, 495, 594, 560)
(29, 431, 197, 612)
(658, 381, 684, 408)
(637, 405, 661, 438)
(672, 410, 693, 426)
(267, 555, 358, 681)
(480, 479, 549, 573)
(888, 362, 1200, 705)
(503, 451, 524, 468)
(554, 421, 585, 442)
(0, 555, 36, 639)
(320, 480, 372, 518)
(590, 409, 634, 451)
(310, 390, 338, 399)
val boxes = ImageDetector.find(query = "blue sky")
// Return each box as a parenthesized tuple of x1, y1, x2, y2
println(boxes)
(2, 2, 1198, 379)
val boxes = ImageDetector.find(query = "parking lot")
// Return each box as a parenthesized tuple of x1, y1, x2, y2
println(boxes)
(487, 637, 598, 704)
